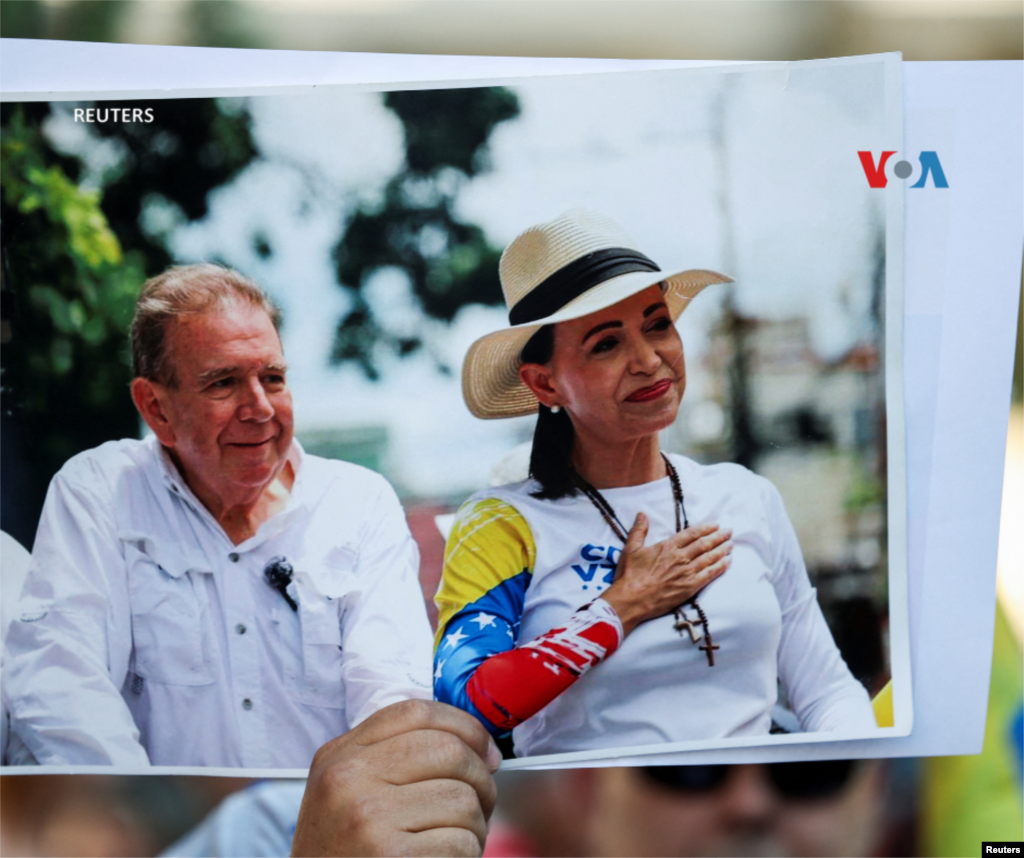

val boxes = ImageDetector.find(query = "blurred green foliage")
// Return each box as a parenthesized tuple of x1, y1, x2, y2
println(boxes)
(1, 100, 258, 544)
(2, 105, 145, 480)
(0, 0, 261, 47)
(332, 87, 520, 378)
(0, 0, 47, 39)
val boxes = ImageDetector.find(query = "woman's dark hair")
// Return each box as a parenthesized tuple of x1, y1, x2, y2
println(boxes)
(521, 325, 578, 500)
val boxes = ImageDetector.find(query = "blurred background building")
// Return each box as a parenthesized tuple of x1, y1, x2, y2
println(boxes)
(1, 2, 1021, 856)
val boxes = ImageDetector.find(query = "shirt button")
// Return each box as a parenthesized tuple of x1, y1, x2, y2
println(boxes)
(242, 698, 253, 710)
(235, 623, 247, 635)
(229, 553, 240, 562)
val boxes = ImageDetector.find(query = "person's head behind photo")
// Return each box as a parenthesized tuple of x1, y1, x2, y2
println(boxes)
(489, 759, 888, 858)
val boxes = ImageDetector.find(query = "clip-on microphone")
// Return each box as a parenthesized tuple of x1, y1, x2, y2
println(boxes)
(264, 556, 298, 612)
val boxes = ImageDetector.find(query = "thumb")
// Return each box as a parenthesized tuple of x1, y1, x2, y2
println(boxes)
(624, 512, 649, 554)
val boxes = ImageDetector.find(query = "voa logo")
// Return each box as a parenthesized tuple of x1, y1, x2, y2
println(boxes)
(857, 151, 948, 188)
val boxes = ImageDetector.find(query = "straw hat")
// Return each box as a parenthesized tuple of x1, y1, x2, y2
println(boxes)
(462, 209, 732, 419)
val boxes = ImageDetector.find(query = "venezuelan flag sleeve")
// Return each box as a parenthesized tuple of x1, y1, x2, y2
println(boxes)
(433, 497, 624, 739)
(433, 499, 535, 733)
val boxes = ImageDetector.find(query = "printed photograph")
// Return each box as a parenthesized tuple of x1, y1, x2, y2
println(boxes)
(0, 56, 907, 772)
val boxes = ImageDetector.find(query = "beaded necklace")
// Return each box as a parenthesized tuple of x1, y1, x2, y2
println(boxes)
(573, 453, 719, 666)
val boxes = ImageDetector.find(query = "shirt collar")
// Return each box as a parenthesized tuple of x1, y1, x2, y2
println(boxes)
(150, 435, 310, 545)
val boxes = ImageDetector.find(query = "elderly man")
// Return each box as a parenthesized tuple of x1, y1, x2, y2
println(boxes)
(3, 264, 434, 768)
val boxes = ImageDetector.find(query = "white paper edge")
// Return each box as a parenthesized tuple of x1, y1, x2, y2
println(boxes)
(1, 53, 913, 772)
(882, 52, 914, 743)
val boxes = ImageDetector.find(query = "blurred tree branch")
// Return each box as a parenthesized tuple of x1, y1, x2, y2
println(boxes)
(331, 87, 519, 379)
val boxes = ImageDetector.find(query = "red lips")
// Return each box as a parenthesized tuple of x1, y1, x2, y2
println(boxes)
(625, 379, 674, 402)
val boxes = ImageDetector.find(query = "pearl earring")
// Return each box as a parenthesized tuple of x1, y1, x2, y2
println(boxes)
(550, 405, 561, 414)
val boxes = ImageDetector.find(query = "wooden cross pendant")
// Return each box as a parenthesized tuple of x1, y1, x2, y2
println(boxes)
(699, 641, 720, 667)
(673, 617, 703, 643)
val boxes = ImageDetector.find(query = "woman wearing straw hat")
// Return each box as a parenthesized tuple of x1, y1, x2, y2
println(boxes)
(433, 210, 876, 758)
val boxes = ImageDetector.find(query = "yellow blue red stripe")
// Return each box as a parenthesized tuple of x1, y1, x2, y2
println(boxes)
(434, 498, 536, 649)
(433, 499, 535, 736)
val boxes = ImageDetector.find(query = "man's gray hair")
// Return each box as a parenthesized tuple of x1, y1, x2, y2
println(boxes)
(131, 263, 281, 386)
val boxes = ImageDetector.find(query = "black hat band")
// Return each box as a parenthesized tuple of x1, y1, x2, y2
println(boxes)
(508, 247, 661, 326)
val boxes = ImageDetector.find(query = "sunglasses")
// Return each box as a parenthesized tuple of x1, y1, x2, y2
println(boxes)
(640, 760, 859, 801)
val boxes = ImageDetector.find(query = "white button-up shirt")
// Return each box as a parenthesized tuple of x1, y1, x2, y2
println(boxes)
(2, 436, 433, 768)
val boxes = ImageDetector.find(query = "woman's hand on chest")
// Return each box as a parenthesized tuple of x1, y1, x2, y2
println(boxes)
(601, 514, 733, 636)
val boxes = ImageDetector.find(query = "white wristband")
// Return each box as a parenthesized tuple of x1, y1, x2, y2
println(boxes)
(590, 597, 625, 647)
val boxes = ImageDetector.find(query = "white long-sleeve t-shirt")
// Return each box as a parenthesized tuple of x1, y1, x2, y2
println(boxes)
(435, 454, 876, 758)
(2, 436, 432, 768)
